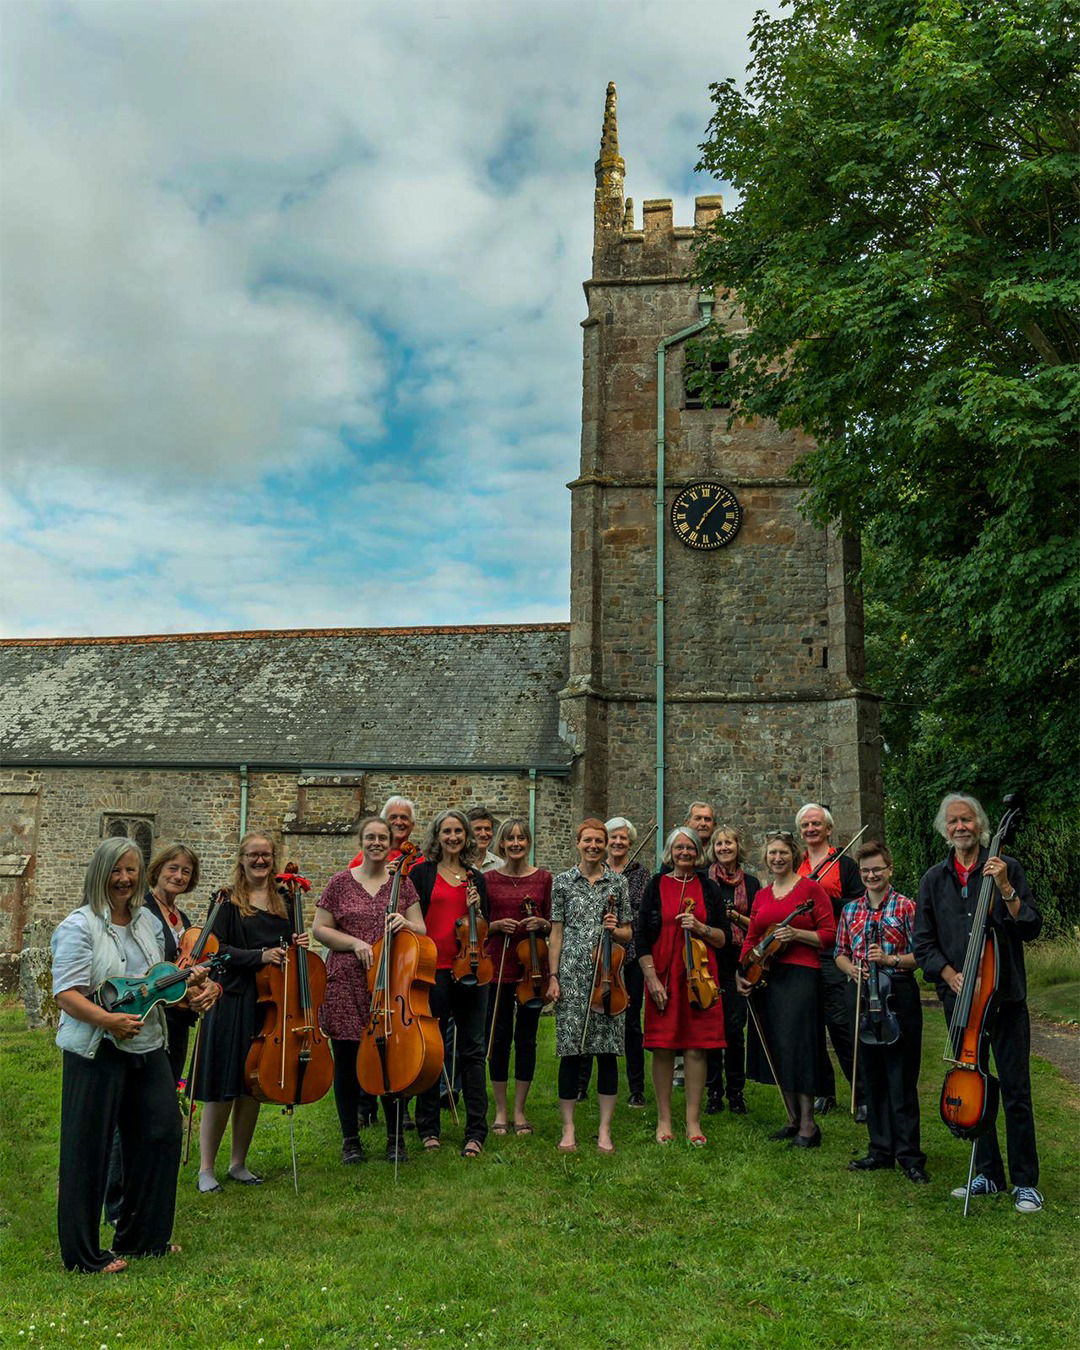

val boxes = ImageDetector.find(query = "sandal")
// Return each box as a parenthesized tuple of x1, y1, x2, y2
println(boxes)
(422, 1136, 441, 1151)
(687, 1134, 707, 1147)
(513, 1121, 534, 1135)
(491, 1122, 510, 1136)
(461, 1140, 483, 1159)
(557, 1141, 577, 1154)
(100, 1257, 128, 1275)
(655, 1131, 675, 1144)
(597, 1140, 616, 1155)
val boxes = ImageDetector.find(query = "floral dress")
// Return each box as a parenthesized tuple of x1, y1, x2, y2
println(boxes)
(551, 866, 631, 1057)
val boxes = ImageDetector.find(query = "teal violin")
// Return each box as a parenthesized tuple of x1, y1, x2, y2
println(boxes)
(93, 953, 228, 1020)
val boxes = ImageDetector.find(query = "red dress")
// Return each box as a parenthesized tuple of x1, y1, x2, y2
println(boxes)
(643, 875, 726, 1051)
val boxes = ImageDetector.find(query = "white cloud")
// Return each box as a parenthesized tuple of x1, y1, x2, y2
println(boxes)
(1, 0, 762, 636)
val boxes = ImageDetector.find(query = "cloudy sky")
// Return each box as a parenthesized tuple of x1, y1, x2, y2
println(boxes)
(1, 0, 762, 638)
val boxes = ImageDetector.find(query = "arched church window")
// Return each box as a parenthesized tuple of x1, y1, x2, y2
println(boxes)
(102, 814, 154, 866)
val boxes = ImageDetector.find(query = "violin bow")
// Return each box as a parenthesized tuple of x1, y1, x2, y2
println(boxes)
(808, 824, 870, 884)
(578, 894, 615, 1054)
(486, 937, 511, 1061)
(744, 995, 789, 1116)
(625, 821, 658, 868)
(181, 887, 230, 1166)
(850, 964, 864, 1116)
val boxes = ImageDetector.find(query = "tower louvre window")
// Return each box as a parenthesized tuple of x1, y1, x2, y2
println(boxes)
(685, 355, 731, 410)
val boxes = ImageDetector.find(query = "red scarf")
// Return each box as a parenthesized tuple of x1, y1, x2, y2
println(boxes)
(710, 863, 748, 918)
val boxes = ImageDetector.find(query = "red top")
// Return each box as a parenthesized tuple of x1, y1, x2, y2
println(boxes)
(483, 869, 554, 982)
(426, 873, 468, 969)
(740, 877, 835, 971)
(798, 850, 843, 901)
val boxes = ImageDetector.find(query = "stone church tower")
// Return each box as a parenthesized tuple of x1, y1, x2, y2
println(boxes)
(558, 84, 881, 856)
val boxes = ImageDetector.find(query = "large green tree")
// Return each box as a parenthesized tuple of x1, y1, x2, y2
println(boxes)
(693, 0, 1079, 846)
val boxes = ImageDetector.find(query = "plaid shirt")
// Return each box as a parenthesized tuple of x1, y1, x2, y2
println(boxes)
(834, 888, 916, 965)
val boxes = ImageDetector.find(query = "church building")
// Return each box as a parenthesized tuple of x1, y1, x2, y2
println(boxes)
(0, 85, 880, 972)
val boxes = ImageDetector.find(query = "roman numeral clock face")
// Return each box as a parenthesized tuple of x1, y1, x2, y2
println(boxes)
(670, 481, 743, 551)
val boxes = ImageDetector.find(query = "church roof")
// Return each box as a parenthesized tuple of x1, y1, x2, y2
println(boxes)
(0, 624, 573, 771)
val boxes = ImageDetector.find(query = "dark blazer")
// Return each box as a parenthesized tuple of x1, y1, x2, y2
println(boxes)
(708, 870, 761, 976)
(635, 872, 731, 958)
(408, 860, 489, 921)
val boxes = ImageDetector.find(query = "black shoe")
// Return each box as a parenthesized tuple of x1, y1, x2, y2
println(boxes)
(386, 1141, 409, 1164)
(341, 1137, 367, 1165)
(704, 1095, 724, 1115)
(813, 1096, 837, 1115)
(854, 1104, 868, 1124)
(905, 1165, 930, 1184)
(728, 1094, 748, 1115)
(789, 1126, 822, 1149)
(768, 1124, 799, 1140)
(402, 1113, 416, 1131)
(627, 1092, 646, 1108)
(357, 1111, 375, 1129)
(848, 1154, 893, 1171)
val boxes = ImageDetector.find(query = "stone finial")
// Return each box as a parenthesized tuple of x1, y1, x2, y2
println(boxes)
(623, 198, 635, 230)
(593, 81, 626, 275)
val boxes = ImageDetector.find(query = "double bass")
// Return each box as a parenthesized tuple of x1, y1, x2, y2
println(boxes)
(357, 845, 444, 1098)
(246, 864, 334, 1108)
(939, 796, 1023, 1140)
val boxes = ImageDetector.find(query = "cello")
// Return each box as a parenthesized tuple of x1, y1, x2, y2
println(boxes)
(357, 845, 444, 1100)
(939, 796, 1023, 1143)
(245, 864, 334, 1111)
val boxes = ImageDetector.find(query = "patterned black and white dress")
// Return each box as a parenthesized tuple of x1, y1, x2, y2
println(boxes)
(551, 866, 631, 1057)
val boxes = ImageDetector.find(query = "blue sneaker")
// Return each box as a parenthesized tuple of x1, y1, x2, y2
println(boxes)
(950, 1173, 1000, 1199)
(1013, 1186, 1044, 1213)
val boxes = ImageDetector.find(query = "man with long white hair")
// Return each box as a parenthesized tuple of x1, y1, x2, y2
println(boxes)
(914, 793, 1043, 1213)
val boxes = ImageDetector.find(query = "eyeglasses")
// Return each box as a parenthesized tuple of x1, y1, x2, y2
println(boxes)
(243, 851, 273, 861)
(860, 866, 889, 877)
(765, 830, 797, 843)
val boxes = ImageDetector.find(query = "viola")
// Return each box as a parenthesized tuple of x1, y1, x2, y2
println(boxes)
(452, 877, 493, 986)
(679, 883, 719, 1012)
(858, 916, 900, 1047)
(739, 899, 815, 987)
(515, 899, 551, 1009)
(589, 897, 629, 1017)
(939, 797, 1022, 1140)
(245, 864, 334, 1108)
(357, 845, 444, 1099)
(94, 953, 228, 1019)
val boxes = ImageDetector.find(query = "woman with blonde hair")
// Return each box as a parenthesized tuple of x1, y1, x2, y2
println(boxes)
(191, 831, 309, 1191)
(705, 825, 760, 1115)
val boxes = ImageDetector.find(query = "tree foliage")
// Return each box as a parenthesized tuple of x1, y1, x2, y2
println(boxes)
(693, 0, 1080, 826)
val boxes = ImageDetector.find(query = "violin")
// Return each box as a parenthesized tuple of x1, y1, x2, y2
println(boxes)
(858, 916, 900, 1047)
(739, 899, 815, 987)
(515, 899, 551, 1009)
(452, 877, 493, 986)
(94, 953, 228, 1020)
(589, 897, 629, 1017)
(175, 887, 228, 970)
(357, 845, 444, 1098)
(245, 863, 334, 1107)
(680, 886, 719, 1012)
(939, 797, 1022, 1140)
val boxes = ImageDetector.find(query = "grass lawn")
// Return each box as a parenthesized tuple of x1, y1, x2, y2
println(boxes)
(1, 1002, 1077, 1350)
(1027, 937, 1080, 1025)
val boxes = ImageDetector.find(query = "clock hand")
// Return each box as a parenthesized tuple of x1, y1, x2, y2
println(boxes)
(697, 497, 722, 526)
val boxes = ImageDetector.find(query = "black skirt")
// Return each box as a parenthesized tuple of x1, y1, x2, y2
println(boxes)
(745, 962, 820, 1096)
(189, 988, 257, 1102)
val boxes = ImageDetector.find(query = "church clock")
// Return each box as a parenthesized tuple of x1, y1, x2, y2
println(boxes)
(669, 481, 743, 551)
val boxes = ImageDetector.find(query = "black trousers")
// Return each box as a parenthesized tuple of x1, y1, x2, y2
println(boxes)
(708, 977, 747, 1100)
(330, 1038, 406, 1144)
(941, 993, 1039, 1188)
(485, 985, 542, 1083)
(59, 1042, 181, 1272)
(849, 976, 924, 1168)
(560, 1053, 617, 1098)
(414, 972, 488, 1145)
(818, 955, 862, 1104)
(579, 960, 644, 1097)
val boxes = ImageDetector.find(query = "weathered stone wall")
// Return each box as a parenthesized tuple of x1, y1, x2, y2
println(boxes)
(0, 765, 575, 973)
